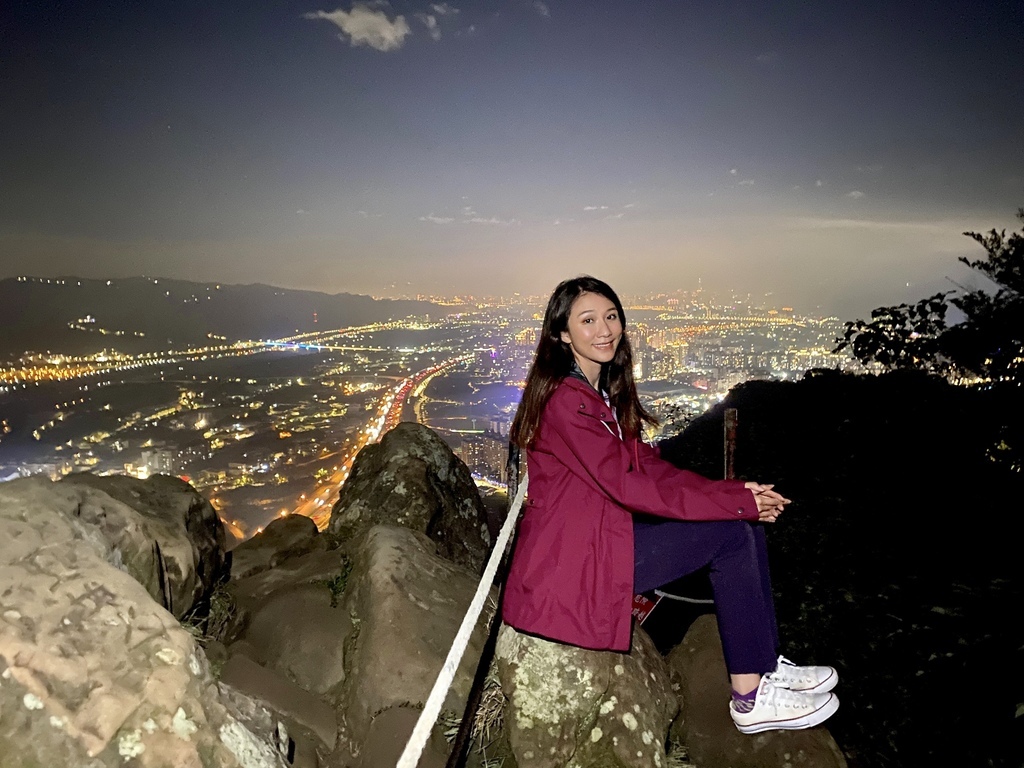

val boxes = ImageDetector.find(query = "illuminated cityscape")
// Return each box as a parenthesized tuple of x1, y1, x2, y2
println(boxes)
(0, 279, 846, 544)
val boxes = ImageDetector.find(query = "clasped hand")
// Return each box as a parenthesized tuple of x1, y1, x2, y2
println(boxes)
(744, 482, 790, 523)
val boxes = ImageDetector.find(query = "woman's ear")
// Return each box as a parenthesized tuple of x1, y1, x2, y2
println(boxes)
(560, 330, 572, 345)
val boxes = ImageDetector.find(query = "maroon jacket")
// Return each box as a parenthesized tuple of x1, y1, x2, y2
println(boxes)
(502, 377, 759, 651)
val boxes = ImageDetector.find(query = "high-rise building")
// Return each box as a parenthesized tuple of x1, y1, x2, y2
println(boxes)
(140, 448, 176, 477)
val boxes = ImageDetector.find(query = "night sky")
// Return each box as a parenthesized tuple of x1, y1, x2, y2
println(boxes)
(2, 0, 1022, 316)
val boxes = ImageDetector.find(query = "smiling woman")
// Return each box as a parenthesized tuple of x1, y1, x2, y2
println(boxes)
(504, 275, 839, 735)
(557, 291, 623, 387)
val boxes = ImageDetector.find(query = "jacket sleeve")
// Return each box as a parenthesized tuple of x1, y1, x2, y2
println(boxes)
(541, 392, 759, 523)
(635, 437, 661, 462)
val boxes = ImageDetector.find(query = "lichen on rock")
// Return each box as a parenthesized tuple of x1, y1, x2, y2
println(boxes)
(326, 422, 491, 571)
(495, 623, 677, 768)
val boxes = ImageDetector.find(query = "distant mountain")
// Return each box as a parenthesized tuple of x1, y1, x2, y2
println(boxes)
(0, 276, 440, 358)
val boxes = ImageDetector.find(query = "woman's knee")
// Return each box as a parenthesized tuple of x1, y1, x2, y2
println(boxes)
(714, 520, 758, 558)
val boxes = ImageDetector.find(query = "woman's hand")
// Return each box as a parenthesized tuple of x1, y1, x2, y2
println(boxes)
(744, 482, 791, 523)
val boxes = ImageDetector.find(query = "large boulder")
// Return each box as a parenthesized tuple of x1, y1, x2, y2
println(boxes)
(224, 546, 354, 698)
(667, 614, 847, 768)
(336, 525, 498, 767)
(0, 476, 288, 767)
(209, 520, 357, 763)
(219, 653, 337, 757)
(61, 472, 228, 619)
(327, 422, 491, 571)
(229, 514, 326, 581)
(219, 523, 495, 766)
(495, 623, 677, 768)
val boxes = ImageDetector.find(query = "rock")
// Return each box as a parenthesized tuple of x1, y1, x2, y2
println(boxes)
(495, 623, 677, 768)
(217, 682, 321, 768)
(337, 525, 497, 763)
(230, 514, 325, 581)
(61, 472, 228, 619)
(353, 706, 449, 768)
(327, 422, 491, 571)
(220, 654, 337, 750)
(222, 547, 354, 696)
(0, 476, 289, 767)
(666, 614, 847, 768)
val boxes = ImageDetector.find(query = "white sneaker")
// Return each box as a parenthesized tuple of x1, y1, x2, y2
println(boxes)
(767, 655, 838, 693)
(730, 677, 839, 734)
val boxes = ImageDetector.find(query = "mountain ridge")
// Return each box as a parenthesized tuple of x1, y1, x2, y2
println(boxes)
(0, 275, 440, 357)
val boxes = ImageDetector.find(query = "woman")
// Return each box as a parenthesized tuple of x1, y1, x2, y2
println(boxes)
(502, 276, 839, 734)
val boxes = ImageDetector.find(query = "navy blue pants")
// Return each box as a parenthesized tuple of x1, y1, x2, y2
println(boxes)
(633, 518, 779, 675)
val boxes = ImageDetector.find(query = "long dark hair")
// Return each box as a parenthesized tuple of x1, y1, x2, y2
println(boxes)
(510, 276, 656, 447)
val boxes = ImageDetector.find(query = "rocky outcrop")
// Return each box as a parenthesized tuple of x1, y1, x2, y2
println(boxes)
(219, 654, 337, 757)
(667, 614, 847, 768)
(220, 523, 497, 766)
(224, 546, 354, 698)
(61, 472, 228, 619)
(337, 525, 497, 766)
(0, 476, 288, 767)
(230, 514, 326, 581)
(495, 623, 678, 768)
(326, 422, 491, 572)
(2, 421, 850, 768)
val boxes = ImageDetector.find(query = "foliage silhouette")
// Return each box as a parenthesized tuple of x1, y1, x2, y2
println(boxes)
(657, 371, 1023, 768)
(835, 208, 1024, 386)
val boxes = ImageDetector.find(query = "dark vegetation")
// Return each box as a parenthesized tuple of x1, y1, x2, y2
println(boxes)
(0, 276, 438, 358)
(318, 556, 353, 608)
(658, 379, 1021, 766)
(835, 209, 1023, 472)
(835, 209, 1023, 382)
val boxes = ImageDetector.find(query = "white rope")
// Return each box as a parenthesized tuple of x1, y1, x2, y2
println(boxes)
(396, 472, 529, 768)
(653, 588, 715, 605)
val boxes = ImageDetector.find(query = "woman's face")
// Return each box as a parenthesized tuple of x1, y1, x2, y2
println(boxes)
(560, 291, 622, 386)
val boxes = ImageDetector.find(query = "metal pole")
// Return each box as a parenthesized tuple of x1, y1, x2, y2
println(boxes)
(724, 407, 738, 480)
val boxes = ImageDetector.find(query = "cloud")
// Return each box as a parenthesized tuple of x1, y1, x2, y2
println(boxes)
(815, 179, 824, 187)
(467, 216, 518, 225)
(417, 13, 441, 40)
(792, 217, 950, 233)
(738, 179, 755, 186)
(461, 206, 476, 216)
(583, 205, 609, 211)
(419, 214, 454, 224)
(755, 51, 778, 65)
(534, 1, 550, 17)
(304, 4, 411, 52)
(729, 168, 737, 175)
(431, 2, 458, 14)
(605, 212, 624, 220)
(623, 203, 637, 209)
(847, 190, 865, 199)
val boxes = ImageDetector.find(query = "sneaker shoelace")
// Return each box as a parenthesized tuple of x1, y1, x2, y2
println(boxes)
(767, 655, 817, 687)
(758, 680, 814, 712)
